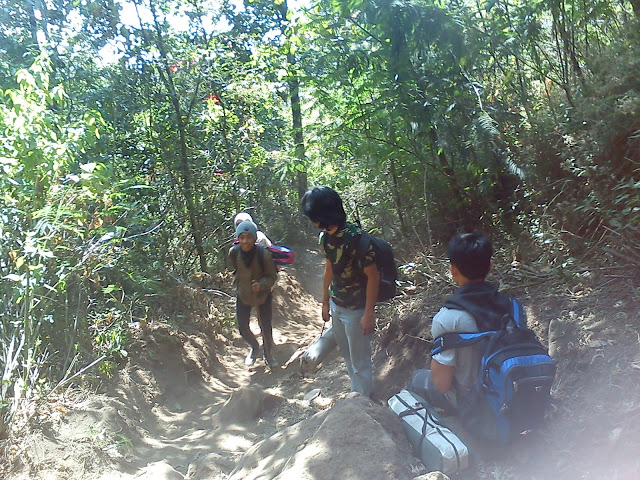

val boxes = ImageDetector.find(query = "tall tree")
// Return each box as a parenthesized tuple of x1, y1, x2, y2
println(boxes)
(127, 0, 208, 271)
(275, 0, 308, 200)
(230, 0, 311, 201)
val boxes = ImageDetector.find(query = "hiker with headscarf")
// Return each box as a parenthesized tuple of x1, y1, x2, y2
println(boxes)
(234, 212, 272, 248)
(229, 220, 279, 367)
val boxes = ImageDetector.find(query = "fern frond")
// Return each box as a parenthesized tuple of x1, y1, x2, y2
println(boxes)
(474, 112, 500, 138)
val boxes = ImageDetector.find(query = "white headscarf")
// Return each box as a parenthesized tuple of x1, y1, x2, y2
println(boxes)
(234, 212, 253, 227)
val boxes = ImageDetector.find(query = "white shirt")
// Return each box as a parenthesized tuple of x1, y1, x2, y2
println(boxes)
(431, 307, 484, 396)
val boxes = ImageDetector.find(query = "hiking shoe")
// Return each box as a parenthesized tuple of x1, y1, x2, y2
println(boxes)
(244, 348, 257, 366)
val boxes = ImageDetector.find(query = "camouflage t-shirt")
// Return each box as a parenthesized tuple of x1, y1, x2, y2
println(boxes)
(320, 222, 376, 310)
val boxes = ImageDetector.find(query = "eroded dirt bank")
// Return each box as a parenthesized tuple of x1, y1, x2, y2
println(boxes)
(5, 245, 640, 480)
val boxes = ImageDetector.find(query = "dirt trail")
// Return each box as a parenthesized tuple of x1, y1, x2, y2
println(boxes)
(6, 245, 640, 480)
(7, 245, 361, 480)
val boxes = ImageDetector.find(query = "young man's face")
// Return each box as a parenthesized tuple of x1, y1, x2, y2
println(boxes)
(238, 233, 256, 252)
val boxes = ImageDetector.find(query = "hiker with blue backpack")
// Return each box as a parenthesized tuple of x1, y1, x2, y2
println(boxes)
(301, 186, 384, 399)
(408, 232, 555, 443)
(229, 219, 279, 367)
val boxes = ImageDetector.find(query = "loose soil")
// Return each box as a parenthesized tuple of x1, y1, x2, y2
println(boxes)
(4, 243, 640, 479)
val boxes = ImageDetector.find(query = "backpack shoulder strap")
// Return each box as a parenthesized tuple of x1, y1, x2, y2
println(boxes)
(353, 230, 376, 272)
(511, 297, 525, 328)
(256, 244, 265, 271)
(431, 296, 525, 356)
(356, 230, 369, 264)
(230, 244, 240, 270)
(231, 244, 268, 272)
(430, 330, 496, 356)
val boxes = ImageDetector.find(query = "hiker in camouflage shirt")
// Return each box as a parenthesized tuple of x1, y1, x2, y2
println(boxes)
(301, 186, 380, 398)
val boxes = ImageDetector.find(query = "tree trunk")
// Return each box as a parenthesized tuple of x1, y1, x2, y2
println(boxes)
(428, 128, 462, 201)
(550, 0, 580, 105)
(24, 0, 43, 49)
(558, 0, 584, 82)
(173, 107, 208, 272)
(428, 127, 467, 231)
(388, 157, 408, 237)
(290, 71, 308, 200)
(276, 1, 308, 201)
(150, 3, 208, 272)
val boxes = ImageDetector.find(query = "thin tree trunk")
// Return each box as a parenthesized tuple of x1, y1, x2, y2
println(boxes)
(148, 2, 208, 272)
(427, 127, 468, 230)
(276, 1, 308, 201)
(388, 157, 408, 237)
(24, 0, 44, 48)
(217, 100, 241, 213)
(550, 0, 579, 107)
(289, 71, 308, 200)
(496, 0, 535, 121)
(423, 167, 433, 253)
(428, 128, 462, 201)
(559, 0, 584, 82)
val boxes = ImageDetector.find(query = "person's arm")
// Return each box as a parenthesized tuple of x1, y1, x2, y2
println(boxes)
(256, 248, 278, 291)
(430, 307, 457, 393)
(257, 230, 272, 248)
(360, 263, 380, 335)
(430, 358, 455, 394)
(321, 258, 333, 323)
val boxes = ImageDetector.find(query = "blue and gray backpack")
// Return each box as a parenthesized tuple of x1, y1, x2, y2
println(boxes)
(430, 298, 556, 444)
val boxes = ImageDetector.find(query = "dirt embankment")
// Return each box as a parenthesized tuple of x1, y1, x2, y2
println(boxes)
(4, 245, 640, 480)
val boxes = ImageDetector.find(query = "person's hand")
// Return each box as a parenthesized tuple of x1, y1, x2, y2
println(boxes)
(321, 302, 331, 323)
(360, 310, 375, 335)
(251, 280, 261, 293)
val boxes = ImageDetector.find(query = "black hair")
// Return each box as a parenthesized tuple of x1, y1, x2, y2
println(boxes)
(446, 232, 493, 280)
(301, 186, 347, 230)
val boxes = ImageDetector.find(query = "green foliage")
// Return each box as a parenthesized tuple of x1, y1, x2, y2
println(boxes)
(0, 0, 638, 443)
(0, 55, 142, 435)
(301, 0, 517, 239)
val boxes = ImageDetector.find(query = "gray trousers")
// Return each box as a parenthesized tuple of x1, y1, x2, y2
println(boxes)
(408, 369, 457, 416)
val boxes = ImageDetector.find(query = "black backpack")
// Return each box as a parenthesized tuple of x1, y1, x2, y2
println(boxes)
(430, 298, 556, 443)
(322, 230, 398, 303)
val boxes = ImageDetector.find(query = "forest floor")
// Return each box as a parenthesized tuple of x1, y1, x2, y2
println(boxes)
(3, 240, 640, 480)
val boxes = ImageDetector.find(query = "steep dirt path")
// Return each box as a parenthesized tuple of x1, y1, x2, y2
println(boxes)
(8, 245, 359, 480)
